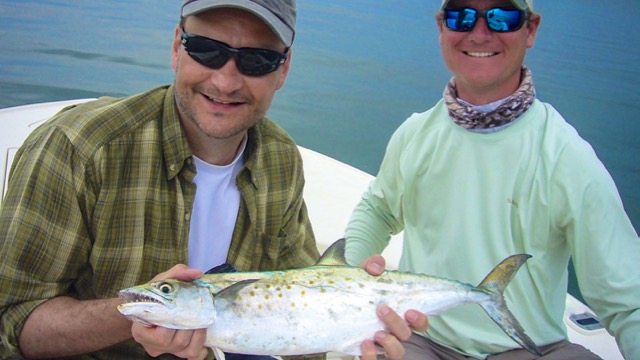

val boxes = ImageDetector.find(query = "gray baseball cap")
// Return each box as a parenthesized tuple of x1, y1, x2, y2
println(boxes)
(441, 0, 533, 11)
(181, 0, 296, 47)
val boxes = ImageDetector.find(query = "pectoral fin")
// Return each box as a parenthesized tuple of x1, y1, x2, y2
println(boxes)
(213, 279, 260, 302)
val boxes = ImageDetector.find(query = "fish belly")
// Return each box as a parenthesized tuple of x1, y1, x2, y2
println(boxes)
(208, 286, 381, 355)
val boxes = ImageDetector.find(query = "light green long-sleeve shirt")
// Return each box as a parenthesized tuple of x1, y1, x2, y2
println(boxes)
(345, 99, 639, 359)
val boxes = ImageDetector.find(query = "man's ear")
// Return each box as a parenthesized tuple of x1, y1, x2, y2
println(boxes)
(526, 13, 541, 48)
(171, 25, 182, 71)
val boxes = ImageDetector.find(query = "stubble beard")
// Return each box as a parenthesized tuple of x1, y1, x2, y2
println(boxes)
(174, 86, 263, 141)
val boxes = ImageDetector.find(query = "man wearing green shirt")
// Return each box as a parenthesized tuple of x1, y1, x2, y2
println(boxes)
(345, 0, 639, 359)
(0, 1, 425, 359)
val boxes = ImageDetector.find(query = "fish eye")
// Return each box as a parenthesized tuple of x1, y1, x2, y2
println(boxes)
(157, 282, 174, 294)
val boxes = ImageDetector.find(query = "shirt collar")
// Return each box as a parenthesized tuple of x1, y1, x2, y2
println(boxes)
(242, 120, 264, 189)
(162, 85, 193, 180)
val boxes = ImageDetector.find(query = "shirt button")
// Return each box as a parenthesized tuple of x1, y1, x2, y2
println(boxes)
(184, 212, 191, 221)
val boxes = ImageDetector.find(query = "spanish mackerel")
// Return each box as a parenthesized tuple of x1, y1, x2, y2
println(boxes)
(117, 239, 541, 356)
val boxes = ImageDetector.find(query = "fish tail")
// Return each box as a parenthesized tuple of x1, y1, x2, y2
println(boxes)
(477, 254, 542, 356)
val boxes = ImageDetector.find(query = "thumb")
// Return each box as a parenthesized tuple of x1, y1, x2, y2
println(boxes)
(152, 264, 204, 282)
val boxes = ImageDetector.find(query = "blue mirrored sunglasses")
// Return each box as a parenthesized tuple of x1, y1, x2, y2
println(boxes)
(180, 29, 288, 76)
(444, 7, 526, 33)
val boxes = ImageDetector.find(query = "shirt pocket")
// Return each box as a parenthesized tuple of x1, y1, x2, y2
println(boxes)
(256, 230, 303, 271)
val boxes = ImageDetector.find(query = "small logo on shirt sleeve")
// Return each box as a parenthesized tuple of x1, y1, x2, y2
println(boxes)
(507, 198, 519, 208)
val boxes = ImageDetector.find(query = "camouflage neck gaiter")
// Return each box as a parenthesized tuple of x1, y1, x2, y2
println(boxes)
(444, 67, 535, 130)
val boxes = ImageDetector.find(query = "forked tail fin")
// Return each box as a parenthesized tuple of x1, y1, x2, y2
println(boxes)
(477, 254, 542, 356)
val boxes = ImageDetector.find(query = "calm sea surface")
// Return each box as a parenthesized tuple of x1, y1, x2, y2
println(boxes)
(1, 1, 638, 237)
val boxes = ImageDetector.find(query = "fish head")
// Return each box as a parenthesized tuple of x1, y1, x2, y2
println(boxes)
(117, 279, 216, 329)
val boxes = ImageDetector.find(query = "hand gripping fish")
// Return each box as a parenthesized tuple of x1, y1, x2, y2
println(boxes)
(117, 239, 541, 356)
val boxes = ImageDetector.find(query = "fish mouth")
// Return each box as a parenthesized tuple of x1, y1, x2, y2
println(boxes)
(118, 290, 165, 306)
(117, 290, 168, 326)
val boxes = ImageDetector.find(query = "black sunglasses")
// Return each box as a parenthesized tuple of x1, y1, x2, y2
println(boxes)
(443, 7, 527, 33)
(180, 29, 288, 76)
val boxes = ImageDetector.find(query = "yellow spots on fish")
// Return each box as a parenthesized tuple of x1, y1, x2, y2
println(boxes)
(250, 291, 256, 297)
(309, 280, 315, 285)
(278, 293, 283, 298)
(287, 285, 292, 290)
(291, 302, 296, 308)
(320, 288, 326, 294)
(300, 290, 306, 296)
(265, 294, 270, 300)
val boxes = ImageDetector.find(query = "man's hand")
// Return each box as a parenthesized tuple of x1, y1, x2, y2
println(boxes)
(130, 264, 209, 360)
(359, 255, 429, 360)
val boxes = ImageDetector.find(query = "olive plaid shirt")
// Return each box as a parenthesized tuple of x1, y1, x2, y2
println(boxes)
(0, 85, 320, 359)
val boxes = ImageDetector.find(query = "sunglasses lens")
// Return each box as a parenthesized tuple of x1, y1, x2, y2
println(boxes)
(445, 8, 477, 32)
(444, 8, 525, 32)
(236, 50, 284, 76)
(486, 8, 524, 32)
(185, 36, 230, 69)
(181, 31, 286, 76)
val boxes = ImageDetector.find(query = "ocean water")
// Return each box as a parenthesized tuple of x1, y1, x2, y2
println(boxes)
(1, 1, 639, 298)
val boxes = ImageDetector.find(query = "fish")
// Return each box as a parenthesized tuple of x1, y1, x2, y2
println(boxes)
(117, 239, 541, 356)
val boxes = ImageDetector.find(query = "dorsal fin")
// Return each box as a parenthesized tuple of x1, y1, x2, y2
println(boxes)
(205, 263, 238, 274)
(315, 238, 349, 266)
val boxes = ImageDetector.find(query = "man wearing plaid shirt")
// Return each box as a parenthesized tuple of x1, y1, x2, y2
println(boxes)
(0, 1, 426, 359)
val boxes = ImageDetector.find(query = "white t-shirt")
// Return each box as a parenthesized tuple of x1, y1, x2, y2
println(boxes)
(188, 137, 247, 272)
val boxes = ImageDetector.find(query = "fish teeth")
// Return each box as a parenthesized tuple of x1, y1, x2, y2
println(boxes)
(120, 292, 161, 304)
